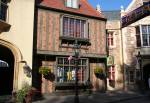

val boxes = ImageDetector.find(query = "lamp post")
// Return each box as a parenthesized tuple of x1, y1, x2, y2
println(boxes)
(74, 40, 80, 103)
(137, 51, 142, 80)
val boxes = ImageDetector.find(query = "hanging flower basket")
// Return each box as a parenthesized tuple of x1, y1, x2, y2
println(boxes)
(39, 66, 55, 81)
(94, 66, 105, 79)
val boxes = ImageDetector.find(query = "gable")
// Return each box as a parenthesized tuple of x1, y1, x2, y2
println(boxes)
(37, 0, 106, 20)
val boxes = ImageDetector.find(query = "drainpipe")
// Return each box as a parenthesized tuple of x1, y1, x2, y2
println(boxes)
(120, 6, 127, 91)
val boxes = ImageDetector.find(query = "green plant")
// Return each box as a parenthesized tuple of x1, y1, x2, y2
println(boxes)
(94, 66, 103, 74)
(39, 66, 51, 76)
(16, 83, 31, 103)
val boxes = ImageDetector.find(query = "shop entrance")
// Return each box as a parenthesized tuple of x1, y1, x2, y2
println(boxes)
(0, 45, 14, 95)
(143, 64, 150, 90)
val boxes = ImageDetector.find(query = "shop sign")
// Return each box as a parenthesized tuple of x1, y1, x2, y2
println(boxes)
(107, 56, 114, 66)
(121, 1, 150, 28)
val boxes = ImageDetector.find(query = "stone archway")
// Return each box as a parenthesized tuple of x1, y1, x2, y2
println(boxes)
(143, 64, 150, 90)
(0, 45, 14, 95)
(0, 39, 22, 94)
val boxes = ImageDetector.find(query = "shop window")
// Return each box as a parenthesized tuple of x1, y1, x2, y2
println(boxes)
(56, 57, 88, 83)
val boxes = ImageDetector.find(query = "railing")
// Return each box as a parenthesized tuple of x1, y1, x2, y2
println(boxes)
(0, 1, 8, 21)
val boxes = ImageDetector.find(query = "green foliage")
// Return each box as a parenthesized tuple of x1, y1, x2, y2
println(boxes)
(39, 66, 51, 76)
(16, 84, 31, 103)
(94, 66, 103, 74)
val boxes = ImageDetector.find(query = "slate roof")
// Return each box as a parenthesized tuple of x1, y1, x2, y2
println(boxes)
(102, 10, 121, 21)
(37, 0, 106, 20)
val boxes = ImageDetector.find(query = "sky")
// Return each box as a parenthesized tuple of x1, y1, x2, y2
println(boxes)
(88, 0, 132, 11)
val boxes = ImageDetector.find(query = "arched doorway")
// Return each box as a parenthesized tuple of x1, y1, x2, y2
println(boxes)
(0, 45, 14, 95)
(143, 64, 150, 90)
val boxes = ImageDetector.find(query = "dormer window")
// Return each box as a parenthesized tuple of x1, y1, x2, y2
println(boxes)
(66, 0, 79, 8)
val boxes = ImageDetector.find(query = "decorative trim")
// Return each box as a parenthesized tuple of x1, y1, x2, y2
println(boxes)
(37, 50, 107, 58)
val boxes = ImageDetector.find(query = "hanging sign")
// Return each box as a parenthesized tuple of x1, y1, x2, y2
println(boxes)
(107, 56, 114, 66)
(121, 1, 150, 28)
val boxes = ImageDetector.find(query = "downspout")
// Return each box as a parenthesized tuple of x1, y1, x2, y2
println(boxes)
(120, 7, 126, 91)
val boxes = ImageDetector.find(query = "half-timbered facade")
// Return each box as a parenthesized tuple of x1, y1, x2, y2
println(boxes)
(33, 0, 107, 94)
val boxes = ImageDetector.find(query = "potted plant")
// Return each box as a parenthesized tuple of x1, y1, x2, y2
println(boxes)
(39, 66, 55, 81)
(39, 66, 51, 79)
(94, 66, 105, 79)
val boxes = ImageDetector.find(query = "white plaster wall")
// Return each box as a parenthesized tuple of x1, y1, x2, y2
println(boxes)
(0, 0, 35, 89)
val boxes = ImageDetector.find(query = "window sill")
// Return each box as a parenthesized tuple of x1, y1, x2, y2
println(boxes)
(60, 36, 91, 46)
(55, 82, 91, 90)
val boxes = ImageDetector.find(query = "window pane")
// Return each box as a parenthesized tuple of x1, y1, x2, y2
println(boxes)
(57, 67, 64, 83)
(69, 18, 74, 37)
(63, 17, 69, 36)
(76, 19, 80, 37)
(142, 34, 148, 46)
(58, 58, 63, 64)
(81, 20, 85, 38)
(142, 25, 147, 34)
(72, 0, 78, 8)
(64, 58, 69, 65)
(148, 25, 150, 33)
(67, 0, 72, 7)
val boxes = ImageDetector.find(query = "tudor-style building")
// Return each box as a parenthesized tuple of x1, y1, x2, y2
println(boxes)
(33, 0, 107, 94)
(121, 0, 150, 90)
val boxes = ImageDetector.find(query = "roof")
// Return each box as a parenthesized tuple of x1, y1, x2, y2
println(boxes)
(102, 11, 121, 21)
(37, 0, 106, 20)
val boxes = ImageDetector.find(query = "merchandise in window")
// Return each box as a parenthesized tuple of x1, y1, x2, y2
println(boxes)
(56, 57, 88, 83)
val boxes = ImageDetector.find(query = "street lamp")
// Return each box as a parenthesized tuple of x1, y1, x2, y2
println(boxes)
(137, 51, 142, 80)
(74, 40, 80, 103)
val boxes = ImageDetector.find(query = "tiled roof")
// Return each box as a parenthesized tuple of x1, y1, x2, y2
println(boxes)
(103, 10, 121, 20)
(38, 0, 106, 20)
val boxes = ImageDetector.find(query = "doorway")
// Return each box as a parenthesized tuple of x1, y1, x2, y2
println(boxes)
(143, 64, 150, 90)
(0, 45, 14, 95)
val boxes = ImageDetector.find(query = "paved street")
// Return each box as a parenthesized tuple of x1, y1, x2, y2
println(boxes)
(117, 96, 150, 103)
(33, 91, 149, 103)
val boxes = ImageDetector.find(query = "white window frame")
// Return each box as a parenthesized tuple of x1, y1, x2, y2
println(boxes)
(140, 25, 150, 47)
(66, 0, 79, 8)
(107, 31, 116, 48)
